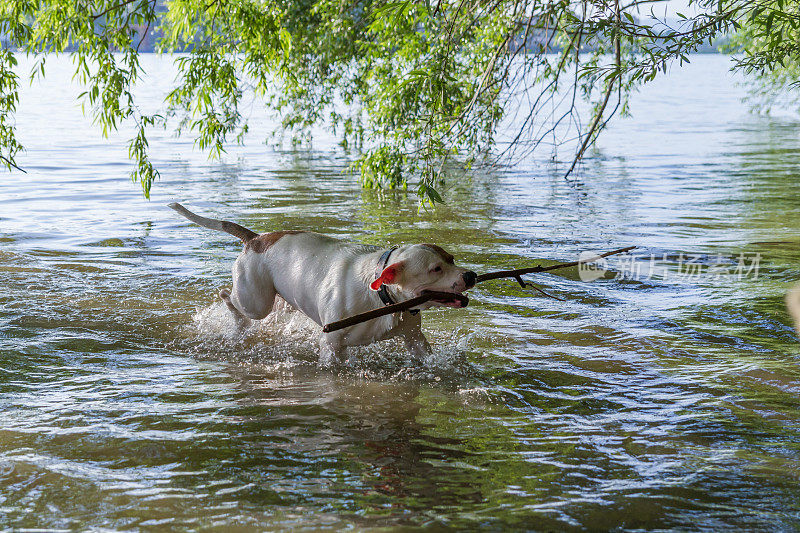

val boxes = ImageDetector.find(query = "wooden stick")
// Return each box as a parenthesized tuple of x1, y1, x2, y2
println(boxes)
(321, 245, 636, 333)
(322, 291, 468, 333)
(475, 246, 636, 283)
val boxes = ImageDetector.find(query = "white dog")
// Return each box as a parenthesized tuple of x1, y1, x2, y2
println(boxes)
(169, 203, 476, 362)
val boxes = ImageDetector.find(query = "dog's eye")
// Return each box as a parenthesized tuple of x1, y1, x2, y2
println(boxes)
(432, 266, 442, 273)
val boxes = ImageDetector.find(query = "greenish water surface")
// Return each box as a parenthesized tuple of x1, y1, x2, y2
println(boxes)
(1, 55, 800, 530)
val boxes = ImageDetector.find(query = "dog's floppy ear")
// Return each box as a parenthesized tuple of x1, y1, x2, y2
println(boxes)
(370, 261, 404, 290)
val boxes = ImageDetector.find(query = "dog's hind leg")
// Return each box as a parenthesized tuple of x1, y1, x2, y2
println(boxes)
(228, 256, 277, 321)
(219, 288, 252, 327)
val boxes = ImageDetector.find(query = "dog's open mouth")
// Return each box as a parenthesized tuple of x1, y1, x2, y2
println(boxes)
(421, 290, 469, 308)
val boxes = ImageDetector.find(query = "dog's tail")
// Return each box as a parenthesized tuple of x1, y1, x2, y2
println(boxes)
(168, 202, 258, 243)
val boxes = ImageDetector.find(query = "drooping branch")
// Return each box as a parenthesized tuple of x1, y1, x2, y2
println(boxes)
(2, 0, 765, 201)
(564, 0, 622, 179)
(0, 155, 26, 173)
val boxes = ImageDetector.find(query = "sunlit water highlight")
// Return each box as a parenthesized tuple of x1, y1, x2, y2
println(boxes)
(1, 55, 800, 530)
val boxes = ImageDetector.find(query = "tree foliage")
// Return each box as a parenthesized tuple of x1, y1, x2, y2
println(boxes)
(724, 0, 800, 113)
(0, 0, 797, 202)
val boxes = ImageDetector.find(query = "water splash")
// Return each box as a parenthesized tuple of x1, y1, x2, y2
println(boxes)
(186, 298, 479, 381)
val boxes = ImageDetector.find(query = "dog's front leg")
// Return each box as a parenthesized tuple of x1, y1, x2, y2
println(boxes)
(404, 331, 432, 360)
(400, 312, 432, 360)
(319, 334, 345, 367)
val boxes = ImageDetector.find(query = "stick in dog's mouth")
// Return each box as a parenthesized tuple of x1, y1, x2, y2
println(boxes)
(422, 290, 469, 308)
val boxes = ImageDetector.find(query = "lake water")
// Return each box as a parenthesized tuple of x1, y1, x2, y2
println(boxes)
(2, 54, 800, 530)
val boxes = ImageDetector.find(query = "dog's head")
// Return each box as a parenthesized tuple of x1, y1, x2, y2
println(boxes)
(370, 244, 476, 308)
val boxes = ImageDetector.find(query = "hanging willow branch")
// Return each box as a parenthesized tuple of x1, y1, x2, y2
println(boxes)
(563, 0, 622, 179)
(322, 245, 636, 333)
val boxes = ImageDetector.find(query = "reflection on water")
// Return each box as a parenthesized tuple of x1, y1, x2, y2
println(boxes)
(1, 55, 800, 529)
